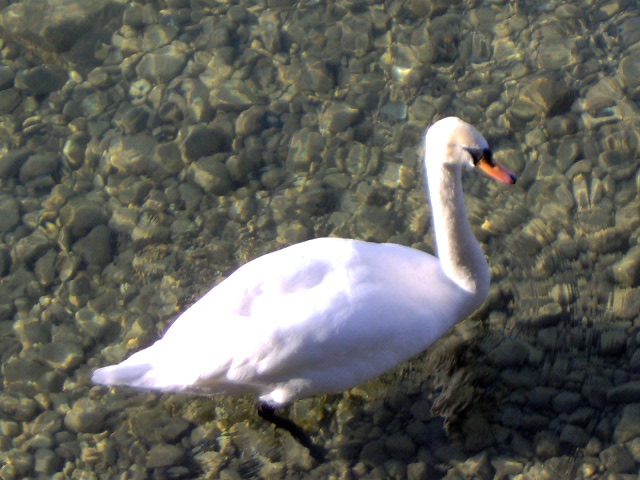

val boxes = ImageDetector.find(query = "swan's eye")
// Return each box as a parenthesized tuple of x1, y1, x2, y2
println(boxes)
(463, 147, 492, 166)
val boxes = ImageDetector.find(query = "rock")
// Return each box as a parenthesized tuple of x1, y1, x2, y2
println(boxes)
(552, 391, 582, 413)
(34, 448, 63, 474)
(0, 66, 15, 90)
(559, 424, 590, 447)
(385, 432, 415, 459)
(599, 329, 628, 356)
(0, 0, 125, 70)
(188, 155, 232, 195)
(279, 56, 334, 93)
(600, 445, 636, 473)
(0, 196, 20, 233)
(614, 404, 640, 443)
(340, 14, 373, 55)
(611, 246, 640, 286)
(146, 444, 185, 468)
(11, 230, 53, 266)
(63, 132, 90, 169)
(287, 129, 324, 172)
(59, 199, 108, 238)
(15, 65, 67, 96)
(0, 393, 37, 421)
(142, 24, 178, 51)
(182, 125, 226, 162)
(108, 134, 157, 175)
(150, 142, 184, 179)
(72, 225, 113, 267)
(19, 152, 59, 183)
(235, 106, 266, 137)
(607, 381, 640, 404)
(209, 80, 265, 111)
(130, 213, 171, 248)
(0, 149, 29, 178)
(136, 45, 187, 83)
(534, 431, 561, 459)
(64, 399, 106, 434)
(319, 103, 360, 133)
(0, 88, 20, 114)
(619, 51, 640, 89)
(38, 342, 84, 371)
(34, 249, 57, 285)
(510, 75, 573, 119)
(489, 338, 529, 368)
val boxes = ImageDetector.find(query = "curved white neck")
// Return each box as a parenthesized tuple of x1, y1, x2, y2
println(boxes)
(426, 161, 490, 303)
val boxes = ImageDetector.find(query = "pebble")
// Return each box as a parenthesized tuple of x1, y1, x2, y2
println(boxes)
(59, 200, 108, 238)
(64, 399, 106, 434)
(0, 196, 20, 233)
(188, 155, 233, 195)
(18, 152, 59, 184)
(611, 246, 640, 287)
(136, 45, 187, 83)
(600, 445, 637, 474)
(14, 65, 68, 96)
(146, 443, 185, 468)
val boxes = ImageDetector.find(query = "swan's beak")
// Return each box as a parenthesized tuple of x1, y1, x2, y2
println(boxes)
(477, 154, 517, 184)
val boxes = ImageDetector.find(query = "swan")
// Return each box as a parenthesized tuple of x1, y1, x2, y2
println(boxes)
(92, 117, 515, 454)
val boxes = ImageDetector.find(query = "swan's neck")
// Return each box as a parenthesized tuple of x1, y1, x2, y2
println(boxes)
(427, 162, 490, 301)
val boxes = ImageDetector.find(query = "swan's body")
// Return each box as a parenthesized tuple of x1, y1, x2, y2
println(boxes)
(92, 117, 516, 407)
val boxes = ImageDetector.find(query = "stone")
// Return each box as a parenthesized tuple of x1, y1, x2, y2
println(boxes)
(34, 448, 62, 474)
(607, 381, 640, 404)
(64, 399, 106, 434)
(510, 75, 572, 119)
(235, 106, 266, 137)
(182, 125, 226, 162)
(14, 65, 67, 96)
(287, 129, 324, 172)
(59, 199, 108, 238)
(209, 80, 265, 111)
(611, 246, 640, 287)
(489, 338, 529, 368)
(600, 445, 636, 473)
(0, 66, 15, 90)
(619, 51, 640, 89)
(0, 393, 37, 422)
(0, 149, 29, 178)
(136, 45, 187, 83)
(534, 431, 561, 459)
(108, 134, 157, 175)
(0, 196, 20, 233)
(11, 230, 53, 266)
(0, 88, 20, 114)
(599, 329, 628, 356)
(613, 404, 640, 443)
(385, 432, 415, 459)
(19, 152, 59, 183)
(552, 391, 582, 413)
(34, 249, 57, 286)
(146, 444, 185, 468)
(38, 342, 84, 371)
(72, 225, 113, 267)
(188, 155, 232, 195)
(319, 103, 360, 133)
(559, 424, 590, 447)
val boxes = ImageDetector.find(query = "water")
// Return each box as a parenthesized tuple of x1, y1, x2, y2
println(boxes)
(0, 0, 639, 478)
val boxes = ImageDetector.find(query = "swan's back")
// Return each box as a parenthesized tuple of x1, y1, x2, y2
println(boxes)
(92, 238, 475, 403)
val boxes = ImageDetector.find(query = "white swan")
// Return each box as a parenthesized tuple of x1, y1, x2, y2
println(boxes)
(92, 117, 515, 409)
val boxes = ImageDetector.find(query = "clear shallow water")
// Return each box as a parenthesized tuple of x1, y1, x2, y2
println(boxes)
(0, 0, 640, 478)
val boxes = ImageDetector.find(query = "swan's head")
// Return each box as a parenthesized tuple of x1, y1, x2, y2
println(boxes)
(425, 117, 516, 184)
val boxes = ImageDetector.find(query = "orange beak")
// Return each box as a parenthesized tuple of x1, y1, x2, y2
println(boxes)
(477, 154, 517, 184)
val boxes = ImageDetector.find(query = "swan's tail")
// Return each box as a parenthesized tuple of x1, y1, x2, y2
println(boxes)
(91, 345, 191, 391)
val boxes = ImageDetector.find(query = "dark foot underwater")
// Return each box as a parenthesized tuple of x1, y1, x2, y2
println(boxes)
(257, 402, 327, 462)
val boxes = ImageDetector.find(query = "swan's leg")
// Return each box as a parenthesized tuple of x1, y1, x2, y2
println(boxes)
(257, 402, 326, 462)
